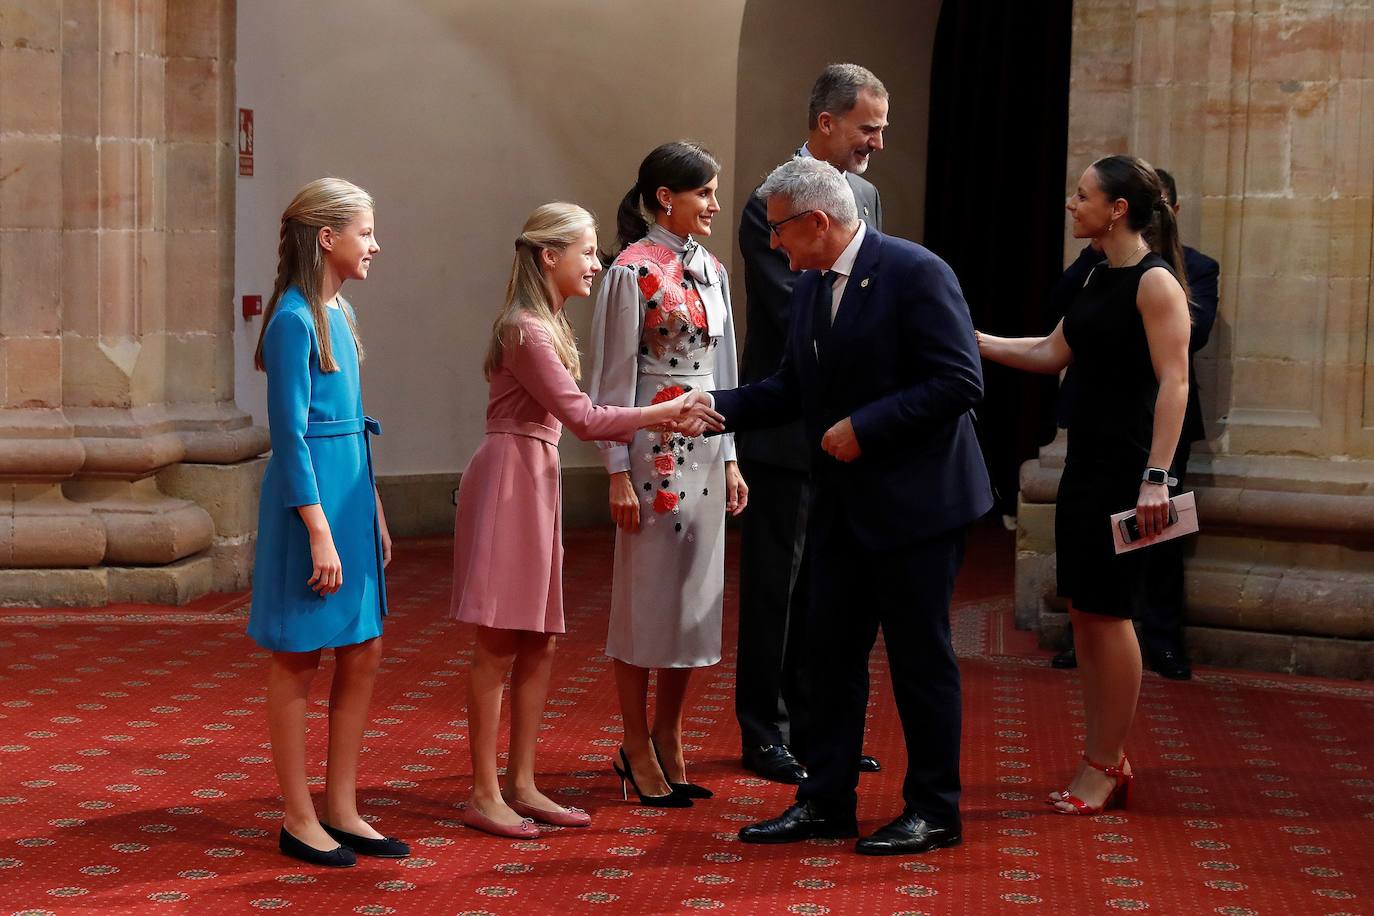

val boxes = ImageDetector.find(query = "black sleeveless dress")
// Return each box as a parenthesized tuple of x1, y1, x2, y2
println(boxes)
(1056, 252, 1179, 617)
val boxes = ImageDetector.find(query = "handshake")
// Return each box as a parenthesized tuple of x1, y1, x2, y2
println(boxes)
(646, 389, 726, 437)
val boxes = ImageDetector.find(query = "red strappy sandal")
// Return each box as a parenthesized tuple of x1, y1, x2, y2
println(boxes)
(1051, 756, 1132, 815)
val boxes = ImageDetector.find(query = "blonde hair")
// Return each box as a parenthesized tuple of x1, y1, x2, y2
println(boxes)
(254, 177, 374, 374)
(484, 202, 593, 381)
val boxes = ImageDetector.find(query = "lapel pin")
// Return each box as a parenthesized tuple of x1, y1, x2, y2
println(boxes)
(860, 277, 870, 288)
(863, 206, 869, 216)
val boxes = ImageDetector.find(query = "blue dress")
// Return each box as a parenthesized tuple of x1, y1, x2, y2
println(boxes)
(247, 287, 387, 652)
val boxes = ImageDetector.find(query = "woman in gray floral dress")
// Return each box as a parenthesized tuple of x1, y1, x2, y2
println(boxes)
(589, 141, 746, 805)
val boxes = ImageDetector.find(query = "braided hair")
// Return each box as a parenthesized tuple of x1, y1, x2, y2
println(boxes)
(253, 177, 373, 373)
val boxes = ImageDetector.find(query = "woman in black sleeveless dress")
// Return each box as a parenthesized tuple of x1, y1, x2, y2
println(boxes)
(977, 156, 1192, 816)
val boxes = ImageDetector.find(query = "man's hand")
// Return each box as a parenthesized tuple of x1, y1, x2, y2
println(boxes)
(725, 461, 749, 516)
(821, 417, 862, 462)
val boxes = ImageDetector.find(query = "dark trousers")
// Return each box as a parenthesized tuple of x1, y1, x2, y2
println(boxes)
(735, 460, 812, 754)
(1137, 440, 1193, 654)
(796, 520, 967, 828)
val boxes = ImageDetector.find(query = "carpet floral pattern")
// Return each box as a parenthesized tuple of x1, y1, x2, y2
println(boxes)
(1, 530, 1371, 914)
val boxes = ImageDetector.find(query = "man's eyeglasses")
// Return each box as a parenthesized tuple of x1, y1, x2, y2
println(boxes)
(766, 210, 815, 237)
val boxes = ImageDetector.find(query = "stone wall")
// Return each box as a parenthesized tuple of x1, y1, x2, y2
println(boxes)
(1018, 0, 1374, 678)
(0, 0, 268, 606)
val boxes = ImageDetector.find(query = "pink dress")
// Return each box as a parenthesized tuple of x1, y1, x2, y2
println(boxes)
(451, 316, 643, 633)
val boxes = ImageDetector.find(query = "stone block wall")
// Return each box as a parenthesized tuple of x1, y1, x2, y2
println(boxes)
(0, 0, 268, 606)
(1019, 0, 1374, 678)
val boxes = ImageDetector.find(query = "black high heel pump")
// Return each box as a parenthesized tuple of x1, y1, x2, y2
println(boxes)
(652, 737, 713, 800)
(613, 747, 692, 808)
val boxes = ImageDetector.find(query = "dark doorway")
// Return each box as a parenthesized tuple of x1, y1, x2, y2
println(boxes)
(923, 0, 1075, 518)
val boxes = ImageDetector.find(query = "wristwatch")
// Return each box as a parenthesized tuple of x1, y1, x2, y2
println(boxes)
(1142, 467, 1178, 487)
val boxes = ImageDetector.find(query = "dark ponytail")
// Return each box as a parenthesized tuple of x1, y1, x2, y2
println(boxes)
(1092, 155, 1191, 302)
(613, 185, 651, 260)
(1149, 195, 1191, 303)
(609, 140, 721, 257)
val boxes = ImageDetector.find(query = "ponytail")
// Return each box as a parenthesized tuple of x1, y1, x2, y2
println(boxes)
(613, 185, 651, 258)
(253, 177, 374, 374)
(1092, 155, 1192, 303)
(605, 140, 721, 260)
(1149, 197, 1191, 303)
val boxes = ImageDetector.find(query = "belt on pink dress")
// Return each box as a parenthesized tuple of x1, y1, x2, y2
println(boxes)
(485, 418, 558, 445)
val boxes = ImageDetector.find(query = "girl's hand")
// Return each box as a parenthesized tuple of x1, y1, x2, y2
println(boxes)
(1135, 481, 1172, 540)
(379, 519, 393, 568)
(661, 391, 724, 436)
(307, 531, 343, 595)
(376, 489, 393, 567)
(725, 461, 748, 516)
(609, 471, 641, 532)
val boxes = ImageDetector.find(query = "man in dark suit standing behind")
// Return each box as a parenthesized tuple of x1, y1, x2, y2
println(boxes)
(713, 158, 993, 855)
(735, 63, 887, 785)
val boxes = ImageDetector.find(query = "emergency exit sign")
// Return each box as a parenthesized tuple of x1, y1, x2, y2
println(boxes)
(238, 108, 254, 176)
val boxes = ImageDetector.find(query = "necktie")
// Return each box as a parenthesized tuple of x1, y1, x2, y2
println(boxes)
(811, 270, 841, 365)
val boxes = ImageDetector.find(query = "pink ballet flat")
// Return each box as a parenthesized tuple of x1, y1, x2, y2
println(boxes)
(460, 803, 541, 839)
(508, 799, 592, 828)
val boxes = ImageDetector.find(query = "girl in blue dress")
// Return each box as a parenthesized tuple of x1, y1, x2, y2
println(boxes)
(248, 178, 408, 867)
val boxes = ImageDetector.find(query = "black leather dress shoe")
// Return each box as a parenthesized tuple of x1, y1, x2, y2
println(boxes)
(742, 745, 808, 784)
(858, 754, 881, 773)
(1149, 646, 1192, 680)
(739, 800, 858, 844)
(278, 827, 356, 867)
(855, 811, 962, 856)
(1051, 646, 1078, 669)
(321, 822, 411, 858)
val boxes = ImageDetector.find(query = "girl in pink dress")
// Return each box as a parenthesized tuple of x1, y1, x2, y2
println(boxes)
(450, 202, 720, 838)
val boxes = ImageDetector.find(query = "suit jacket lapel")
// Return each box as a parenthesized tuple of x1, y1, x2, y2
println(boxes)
(824, 230, 883, 382)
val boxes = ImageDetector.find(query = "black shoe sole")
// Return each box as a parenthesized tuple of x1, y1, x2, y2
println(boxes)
(740, 825, 859, 844)
(855, 833, 963, 856)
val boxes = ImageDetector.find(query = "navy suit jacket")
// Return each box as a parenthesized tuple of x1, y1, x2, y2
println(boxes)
(736, 158, 882, 471)
(712, 228, 994, 550)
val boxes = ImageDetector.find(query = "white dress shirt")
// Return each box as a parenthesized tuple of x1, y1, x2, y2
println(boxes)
(824, 221, 867, 322)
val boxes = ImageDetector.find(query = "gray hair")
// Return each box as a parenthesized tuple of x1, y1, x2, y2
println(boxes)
(808, 63, 887, 130)
(757, 157, 858, 227)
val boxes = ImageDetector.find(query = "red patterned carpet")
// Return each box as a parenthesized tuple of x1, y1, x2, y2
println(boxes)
(2, 526, 1373, 915)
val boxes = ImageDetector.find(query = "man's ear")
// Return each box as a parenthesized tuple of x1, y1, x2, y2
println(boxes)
(813, 210, 831, 234)
(816, 111, 834, 137)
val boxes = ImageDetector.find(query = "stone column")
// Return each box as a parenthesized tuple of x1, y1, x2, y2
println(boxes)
(0, 0, 268, 606)
(1018, 0, 1374, 678)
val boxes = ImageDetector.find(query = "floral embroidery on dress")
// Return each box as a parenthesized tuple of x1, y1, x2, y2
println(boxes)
(617, 241, 701, 354)
(647, 385, 692, 518)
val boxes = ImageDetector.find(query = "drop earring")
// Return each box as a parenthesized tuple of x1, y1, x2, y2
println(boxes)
(666, 204, 673, 216)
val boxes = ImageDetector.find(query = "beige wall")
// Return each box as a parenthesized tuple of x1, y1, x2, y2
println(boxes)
(234, 0, 747, 476)
(234, 0, 942, 484)
(732, 0, 940, 258)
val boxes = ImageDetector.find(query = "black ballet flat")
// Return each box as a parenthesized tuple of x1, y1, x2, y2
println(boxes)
(278, 827, 356, 868)
(321, 822, 411, 858)
(652, 737, 713, 799)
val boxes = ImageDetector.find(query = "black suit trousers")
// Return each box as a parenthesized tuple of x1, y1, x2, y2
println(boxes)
(735, 459, 812, 753)
(796, 518, 966, 828)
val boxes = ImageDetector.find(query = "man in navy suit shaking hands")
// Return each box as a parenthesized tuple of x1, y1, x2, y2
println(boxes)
(709, 158, 993, 855)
